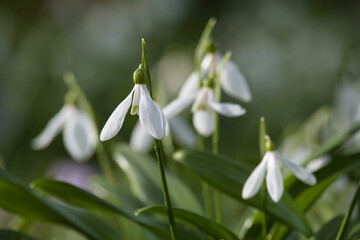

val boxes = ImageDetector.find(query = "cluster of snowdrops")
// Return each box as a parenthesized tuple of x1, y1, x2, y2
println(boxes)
(24, 19, 360, 240)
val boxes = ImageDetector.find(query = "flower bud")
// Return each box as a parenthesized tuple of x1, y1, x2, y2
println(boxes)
(64, 89, 78, 105)
(133, 66, 146, 84)
(207, 40, 217, 53)
(202, 76, 215, 88)
(264, 135, 275, 151)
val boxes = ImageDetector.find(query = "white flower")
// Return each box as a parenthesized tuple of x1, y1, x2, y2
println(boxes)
(165, 86, 246, 137)
(100, 68, 169, 141)
(32, 104, 98, 162)
(242, 150, 317, 202)
(179, 52, 251, 102)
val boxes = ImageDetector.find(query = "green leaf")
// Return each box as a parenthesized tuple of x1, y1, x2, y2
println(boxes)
(0, 229, 38, 240)
(173, 149, 312, 235)
(194, 18, 216, 69)
(31, 178, 169, 239)
(348, 222, 360, 240)
(114, 144, 203, 213)
(136, 206, 239, 240)
(0, 169, 120, 240)
(314, 216, 343, 240)
(302, 121, 360, 166)
(314, 215, 360, 240)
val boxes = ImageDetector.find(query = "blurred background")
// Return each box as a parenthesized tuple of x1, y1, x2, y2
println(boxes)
(0, 0, 360, 183)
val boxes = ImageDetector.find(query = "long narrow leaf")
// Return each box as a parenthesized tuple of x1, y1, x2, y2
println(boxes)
(32, 178, 169, 239)
(136, 206, 239, 240)
(0, 169, 120, 240)
(194, 18, 216, 69)
(0, 229, 38, 240)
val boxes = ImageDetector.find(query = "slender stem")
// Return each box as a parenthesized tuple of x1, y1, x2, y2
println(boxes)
(202, 181, 214, 218)
(142, 39, 177, 239)
(64, 72, 119, 190)
(154, 139, 177, 240)
(198, 134, 214, 218)
(142, 39, 152, 97)
(335, 180, 360, 240)
(211, 52, 231, 224)
(214, 190, 222, 223)
(213, 108, 222, 223)
(261, 183, 268, 239)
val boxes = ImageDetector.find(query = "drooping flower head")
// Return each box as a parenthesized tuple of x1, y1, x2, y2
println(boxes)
(32, 83, 98, 162)
(242, 135, 317, 202)
(100, 65, 169, 141)
(163, 76, 246, 137)
(179, 41, 251, 103)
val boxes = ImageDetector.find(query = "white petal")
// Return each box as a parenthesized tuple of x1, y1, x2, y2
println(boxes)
(191, 87, 210, 112)
(221, 60, 251, 102)
(130, 84, 141, 115)
(209, 102, 246, 117)
(201, 53, 221, 76)
(139, 85, 169, 139)
(206, 89, 246, 117)
(242, 154, 269, 199)
(31, 105, 73, 149)
(192, 109, 214, 137)
(266, 152, 283, 202)
(76, 110, 98, 161)
(278, 153, 317, 185)
(63, 109, 97, 162)
(169, 117, 197, 148)
(178, 71, 199, 98)
(129, 121, 154, 152)
(100, 87, 134, 141)
(162, 93, 197, 119)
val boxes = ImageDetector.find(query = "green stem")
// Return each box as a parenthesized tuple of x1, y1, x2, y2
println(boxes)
(214, 190, 222, 223)
(154, 139, 177, 240)
(141, 39, 177, 239)
(202, 181, 214, 218)
(198, 134, 214, 218)
(261, 183, 268, 239)
(64, 72, 119, 190)
(213, 108, 222, 223)
(211, 52, 231, 224)
(335, 180, 360, 240)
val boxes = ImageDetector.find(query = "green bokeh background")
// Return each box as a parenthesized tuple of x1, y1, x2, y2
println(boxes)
(0, 0, 359, 182)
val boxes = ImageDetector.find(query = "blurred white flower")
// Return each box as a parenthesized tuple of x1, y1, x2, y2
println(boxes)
(130, 115, 197, 152)
(100, 68, 169, 141)
(242, 136, 317, 202)
(165, 86, 245, 137)
(32, 104, 98, 162)
(179, 52, 252, 102)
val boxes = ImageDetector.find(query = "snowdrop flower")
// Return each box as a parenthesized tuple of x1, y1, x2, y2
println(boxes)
(32, 104, 98, 162)
(242, 136, 317, 202)
(100, 66, 169, 141)
(165, 78, 246, 137)
(179, 46, 251, 102)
